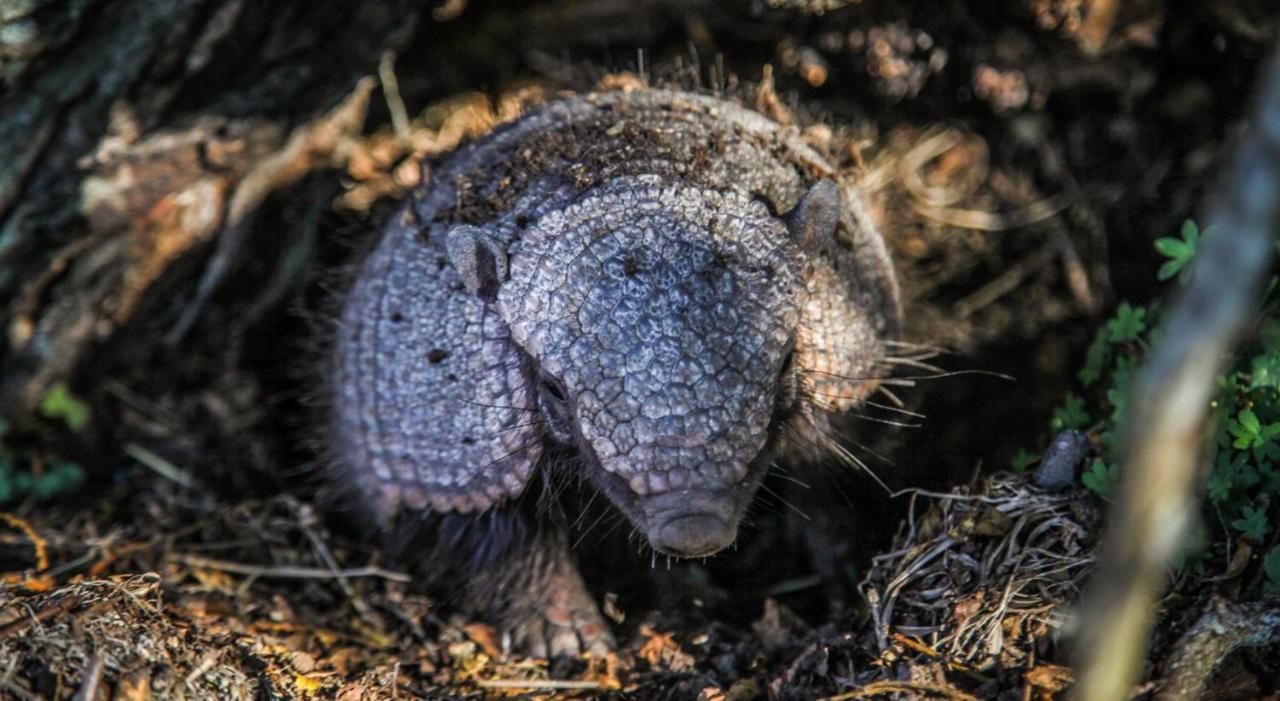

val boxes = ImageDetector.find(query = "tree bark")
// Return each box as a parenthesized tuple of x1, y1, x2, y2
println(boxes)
(0, 0, 423, 414)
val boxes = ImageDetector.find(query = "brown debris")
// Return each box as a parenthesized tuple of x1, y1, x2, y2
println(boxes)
(862, 475, 1099, 667)
(1026, 663, 1074, 697)
(820, 679, 981, 701)
(636, 623, 697, 672)
(754, 65, 797, 126)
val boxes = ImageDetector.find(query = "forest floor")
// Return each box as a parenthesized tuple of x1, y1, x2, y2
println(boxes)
(2, 1, 1279, 698)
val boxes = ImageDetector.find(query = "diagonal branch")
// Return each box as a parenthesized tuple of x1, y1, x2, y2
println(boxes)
(1073, 45, 1280, 701)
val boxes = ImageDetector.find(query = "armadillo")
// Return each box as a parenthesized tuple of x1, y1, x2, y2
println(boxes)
(329, 89, 900, 655)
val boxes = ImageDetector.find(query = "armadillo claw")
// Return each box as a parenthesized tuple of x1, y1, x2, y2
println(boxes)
(510, 606, 616, 658)
(508, 558, 616, 658)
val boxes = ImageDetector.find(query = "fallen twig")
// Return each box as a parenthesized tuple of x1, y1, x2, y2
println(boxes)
(169, 553, 410, 583)
(898, 129, 988, 207)
(1154, 596, 1280, 700)
(379, 51, 411, 144)
(291, 499, 382, 626)
(477, 678, 605, 690)
(889, 633, 991, 684)
(0, 513, 49, 571)
(124, 443, 195, 488)
(819, 680, 981, 701)
(913, 192, 1070, 232)
(183, 650, 219, 690)
(0, 595, 80, 638)
(69, 654, 103, 701)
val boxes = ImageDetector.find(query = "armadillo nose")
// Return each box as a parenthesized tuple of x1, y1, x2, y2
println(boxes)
(652, 514, 735, 558)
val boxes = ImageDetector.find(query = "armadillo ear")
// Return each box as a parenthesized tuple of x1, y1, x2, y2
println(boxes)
(785, 179, 842, 251)
(794, 179, 902, 413)
(447, 225, 508, 302)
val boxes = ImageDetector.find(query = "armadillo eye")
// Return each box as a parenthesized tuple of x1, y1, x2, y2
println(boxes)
(537, 375, 575, 444)
(541, 376, 567, 403)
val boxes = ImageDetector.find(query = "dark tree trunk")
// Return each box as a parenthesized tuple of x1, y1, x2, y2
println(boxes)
(0, 0, 423, 415)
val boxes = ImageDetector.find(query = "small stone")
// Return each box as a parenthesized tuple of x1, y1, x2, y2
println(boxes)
(1035, 430, 1091, 491)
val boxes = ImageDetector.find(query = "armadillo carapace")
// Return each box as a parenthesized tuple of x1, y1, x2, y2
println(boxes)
(330, 89, 900, 655)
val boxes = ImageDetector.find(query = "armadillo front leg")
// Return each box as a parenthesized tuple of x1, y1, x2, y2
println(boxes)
(501, 538, 614, 657)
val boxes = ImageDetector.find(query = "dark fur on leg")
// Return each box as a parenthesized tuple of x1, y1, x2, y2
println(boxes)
(499, 528, 614, 657)
(383, 473, 612, 657)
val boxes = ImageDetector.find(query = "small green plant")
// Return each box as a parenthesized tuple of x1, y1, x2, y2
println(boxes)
(1231, 499, 1272, 542)
(1010, 448, 1038, 473)
(0, 383, 89, 504)
(1050, 394, 1090, 433)
(1105, 302, 1147, 345)
(1081, 459, 1119, 500)
(1226, 409, 1280, 461)
(38, 381, 91, 432)
(1264, 546, 1280, 594)
(1026, 219, 1280, 596)
(0, 456, 84, 503)
(1153, 219, 1201, 282)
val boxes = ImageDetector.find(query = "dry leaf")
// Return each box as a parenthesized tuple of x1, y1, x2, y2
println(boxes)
(953, 592, 984, 624)
(698, 686, 727, 701)
(463, 623, 502, 659)
(1026, 663, 1074, 693)
(294, 673, 327, 696)
(637, 624, 695, 672)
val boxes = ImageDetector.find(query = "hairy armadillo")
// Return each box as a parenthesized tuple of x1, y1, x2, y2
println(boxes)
(329, 89, 900, 655)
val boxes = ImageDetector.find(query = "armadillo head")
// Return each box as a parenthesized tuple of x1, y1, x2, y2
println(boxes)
(449, 175, 883, 558)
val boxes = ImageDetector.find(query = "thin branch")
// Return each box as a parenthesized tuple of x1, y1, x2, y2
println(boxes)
(1154, 596, 1280, 700)
(819, 680, 981, 701)
(477, 679, 605, 690)
(169, 553, 410, 583)
(1073, 45, 1280, 701)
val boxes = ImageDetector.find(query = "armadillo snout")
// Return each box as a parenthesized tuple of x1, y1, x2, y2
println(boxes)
(643, 488, 739, 558)
(653, 514, 735, 557)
